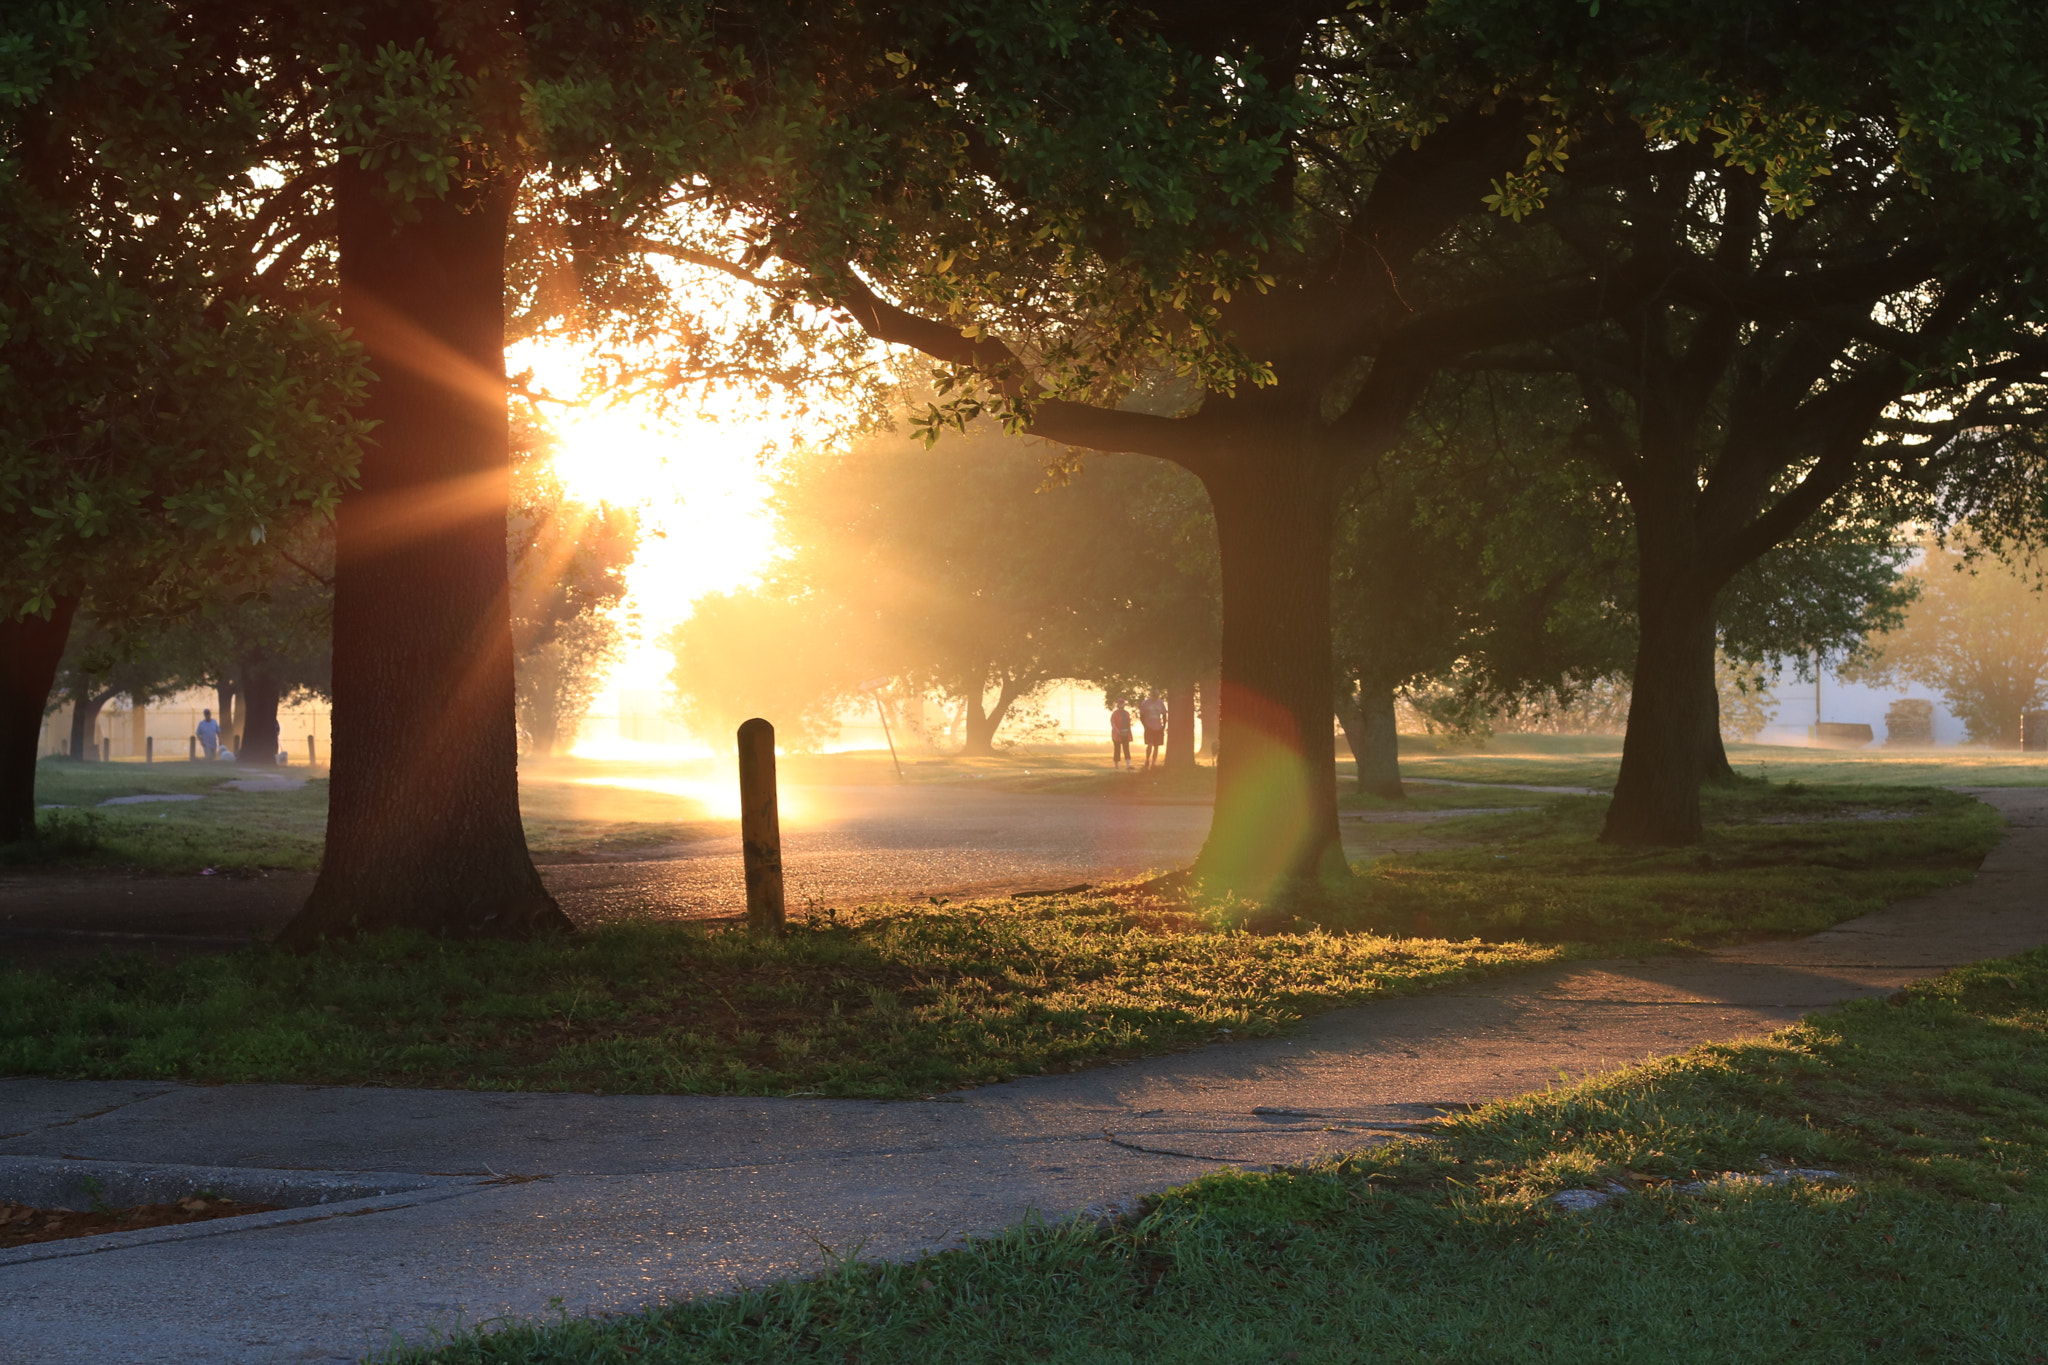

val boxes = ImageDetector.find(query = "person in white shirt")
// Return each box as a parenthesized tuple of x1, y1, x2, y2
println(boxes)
(195, 709, 221, 761)
(1138, 692, 1167, 771)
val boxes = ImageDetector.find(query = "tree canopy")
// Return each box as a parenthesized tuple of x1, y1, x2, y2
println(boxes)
(0, 1, 366, 841)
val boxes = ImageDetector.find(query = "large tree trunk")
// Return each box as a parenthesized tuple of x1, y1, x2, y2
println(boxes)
(239, 667, 281, 769)
(0, 597, 78, 842)
(1164, 677, 1197, 769)
(959, 677, 1023, 756)
(1337, 680, 1404, 799)
(69, 686, 112, 762)
(279, 162, 566, 946)
(1604, 570, 1721, 845)
(1191, 459, 1348, 899)
(1700, 667, 1737, 784)
(961, 692, 997, 755)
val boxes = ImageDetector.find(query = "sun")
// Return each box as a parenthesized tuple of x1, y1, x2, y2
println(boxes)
(549, 408, 676, 508)
(508, 328, 848, 757)
(542, 403, 787, 757)
(550, 407, 782, 605)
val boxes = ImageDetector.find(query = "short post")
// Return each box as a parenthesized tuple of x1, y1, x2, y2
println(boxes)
(736, 717, 785, 932)
(188, 735, 196, 760)
(101, 736, 110, 762)
(307, 735, 316, 766)
(145, 736, 153, 764)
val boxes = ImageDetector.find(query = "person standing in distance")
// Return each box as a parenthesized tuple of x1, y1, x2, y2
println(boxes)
(1138, 691, 1168, 771)
(195, 708, 221, 761)
(1109, 700, 1134, 769)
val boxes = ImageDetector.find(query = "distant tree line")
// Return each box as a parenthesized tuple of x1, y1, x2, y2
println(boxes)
(667, 383, 1915, 797)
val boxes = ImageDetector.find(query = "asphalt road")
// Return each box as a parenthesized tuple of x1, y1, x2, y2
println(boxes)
(0, 782, 1471, 955)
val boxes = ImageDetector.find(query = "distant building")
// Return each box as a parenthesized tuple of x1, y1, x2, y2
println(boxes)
(1752, 659, 1964, 747)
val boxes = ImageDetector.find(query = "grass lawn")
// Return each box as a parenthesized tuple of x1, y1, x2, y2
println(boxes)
(1333, 781, 2000, 946)
(13, 757, 726, 873)
(0, 902, 1554, 1097)
(1392, 732, 2048, 791)
(388, 946, 2048, 1364)
(17, 760, 330, 871)
(0, 780, 1999, 1096)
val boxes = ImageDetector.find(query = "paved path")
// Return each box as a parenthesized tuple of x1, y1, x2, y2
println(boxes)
(0, 783, 1471, 957)
(2, 788, 2042, 1364)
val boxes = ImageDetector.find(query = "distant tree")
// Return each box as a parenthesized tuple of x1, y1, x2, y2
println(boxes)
(1457, 9, 2048, 843)
(0, 5, 366, 841)
(48, 620, 201, 762)
(666, 421, 1217, 756)
(192, 537, 337, 770)
(1332, 373, 1917, 796)
(508, 442, 636, 758)
(666, 591, 852, 752)
(1843, 535, 2048, 748)
(1066, 460, 1219, 769)
(1331, 380, 1633, 798)
(80, 524, 341, 771)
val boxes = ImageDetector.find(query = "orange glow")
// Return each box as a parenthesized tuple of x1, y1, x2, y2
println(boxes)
(567, 774, 810, 822)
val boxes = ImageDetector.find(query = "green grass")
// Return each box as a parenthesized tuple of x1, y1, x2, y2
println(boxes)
(0, 781, 1999, 1096)
(1390, 733, 2048, 791)
(0, 901, 1553, 1097)
(16, 759, 329, 871)
(386, 947, 2048, 1365)
(1332, 782, 2001, 947)
(14, 757, 725, 872)
(1340, 784, 1549, 813)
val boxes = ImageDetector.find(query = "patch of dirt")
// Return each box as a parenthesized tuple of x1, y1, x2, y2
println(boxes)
(0, 1195, 283, 1247)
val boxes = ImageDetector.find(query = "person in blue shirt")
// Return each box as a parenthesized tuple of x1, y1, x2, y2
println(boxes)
(195, 709, 221, 761)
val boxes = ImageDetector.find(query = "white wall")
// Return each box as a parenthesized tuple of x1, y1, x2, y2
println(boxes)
(1752, 661, 1963, 747)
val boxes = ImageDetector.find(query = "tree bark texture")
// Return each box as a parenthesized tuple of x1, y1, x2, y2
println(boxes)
(239, 668, 281, 769)
(1192, 458, 1348, 898)
(279, 166, 566, 945)
(1164, 678, 1196, 769)
(0, 597, 77, 842)
(1338, 682, 1404, 799)
(1603, 569, 1721, 845)
(1700, 675, 1737, 784)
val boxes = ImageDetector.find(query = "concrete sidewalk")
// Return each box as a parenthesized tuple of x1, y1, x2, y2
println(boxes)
(3, 788, 2044, 1365)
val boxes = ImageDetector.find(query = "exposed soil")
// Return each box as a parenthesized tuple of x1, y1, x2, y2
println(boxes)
(0, 1194, 283, 1248)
